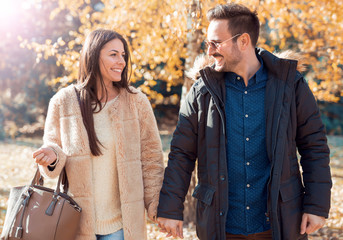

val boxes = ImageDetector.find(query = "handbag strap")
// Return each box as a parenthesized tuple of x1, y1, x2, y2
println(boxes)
(31, 167, 69, 194)
(31, 167, 44, 186)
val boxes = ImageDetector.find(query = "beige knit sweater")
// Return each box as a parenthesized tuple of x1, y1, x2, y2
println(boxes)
(92, 97, 122, 234)
(39, 85, 164, 240)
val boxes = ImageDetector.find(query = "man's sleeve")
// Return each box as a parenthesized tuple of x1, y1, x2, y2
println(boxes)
(295, 76, 332, 218)
(157, 85, 199, 220)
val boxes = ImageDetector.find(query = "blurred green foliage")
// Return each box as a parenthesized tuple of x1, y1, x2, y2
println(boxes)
(320, 102, 343, 135)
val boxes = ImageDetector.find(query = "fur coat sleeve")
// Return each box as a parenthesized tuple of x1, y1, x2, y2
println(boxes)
(39, 92, 68, 179)
(136, 93, 165, 220)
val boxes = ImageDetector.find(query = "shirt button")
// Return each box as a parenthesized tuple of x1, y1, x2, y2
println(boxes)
(246, 137, 250, 141)
(220, 175, 225, 181)
(219, 211, 224, 216)
(246, 162, 250, 166)
(244, 91, 248, 94)
(247, 184, 250, 188)
(245, 114, 248, 118)
(237, 76, 241, 80)
(246, 206, 250, 210)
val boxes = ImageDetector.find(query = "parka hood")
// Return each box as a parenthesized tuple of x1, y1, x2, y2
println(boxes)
(186, 48, 306, 81)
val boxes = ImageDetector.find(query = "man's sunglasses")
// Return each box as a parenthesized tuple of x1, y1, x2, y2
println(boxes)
(205, 34, 242, 50)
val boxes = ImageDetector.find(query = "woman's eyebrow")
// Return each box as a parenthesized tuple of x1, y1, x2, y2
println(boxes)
(108, 49, 125, 54)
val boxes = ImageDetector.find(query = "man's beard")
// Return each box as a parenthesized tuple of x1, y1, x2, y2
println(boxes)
(213, 46, 241, 72)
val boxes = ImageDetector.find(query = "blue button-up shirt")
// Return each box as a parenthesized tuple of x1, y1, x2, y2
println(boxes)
(225, 56, 271, 235)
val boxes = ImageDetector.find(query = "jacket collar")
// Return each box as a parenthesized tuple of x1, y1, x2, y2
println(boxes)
(257, 48, 299, 83)
(199, 66, 225, 106)
(198, 48, 300, 99)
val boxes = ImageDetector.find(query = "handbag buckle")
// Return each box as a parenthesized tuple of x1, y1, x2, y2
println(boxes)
(15, 226, 23, 238)
(66, 199, 82, 212)
(74, 206, 82, 212)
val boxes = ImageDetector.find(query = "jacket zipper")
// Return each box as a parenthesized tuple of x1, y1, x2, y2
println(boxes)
(200, 68, 228, 239)
(267, 74, 287, 240)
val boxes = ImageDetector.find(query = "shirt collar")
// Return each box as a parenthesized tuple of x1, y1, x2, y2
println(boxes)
(254, 54, 267, 83)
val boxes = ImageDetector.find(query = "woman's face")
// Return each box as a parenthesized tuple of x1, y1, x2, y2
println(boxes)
(98, 38, 126, 84)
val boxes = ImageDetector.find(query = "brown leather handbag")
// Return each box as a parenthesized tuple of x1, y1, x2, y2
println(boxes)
(0, 167, 81, 240)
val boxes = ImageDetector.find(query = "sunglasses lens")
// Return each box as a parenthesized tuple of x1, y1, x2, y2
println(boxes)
(205, 41, 216, 49)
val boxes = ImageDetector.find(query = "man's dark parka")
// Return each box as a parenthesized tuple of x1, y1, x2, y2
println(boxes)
(157, 49, 332, 240)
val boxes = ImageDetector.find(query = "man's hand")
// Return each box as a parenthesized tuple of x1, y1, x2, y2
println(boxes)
(300, 213, 326, 235)
(157, 217, 183, 239)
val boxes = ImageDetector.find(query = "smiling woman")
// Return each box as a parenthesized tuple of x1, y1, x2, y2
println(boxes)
(29, 29, 165, 240)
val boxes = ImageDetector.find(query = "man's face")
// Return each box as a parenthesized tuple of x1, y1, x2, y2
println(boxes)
(207, 19, 242, 72)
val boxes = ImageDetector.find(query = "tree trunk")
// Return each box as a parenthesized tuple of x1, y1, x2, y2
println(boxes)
(182, 0, 203, 226)
(181, 0, 203, 106)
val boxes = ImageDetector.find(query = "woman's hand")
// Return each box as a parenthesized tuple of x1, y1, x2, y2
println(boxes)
(32, 147, 57, 167)
(157, 217, 183, 239)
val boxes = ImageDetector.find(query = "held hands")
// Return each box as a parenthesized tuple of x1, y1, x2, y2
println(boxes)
(157, 217, 184, 239)
(157, 213, 325, 238)
(32, 147, 57, 167)
(300, 213, 326, 235)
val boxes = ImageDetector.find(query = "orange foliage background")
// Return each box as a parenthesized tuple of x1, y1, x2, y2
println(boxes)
(20, 0, 343, 102)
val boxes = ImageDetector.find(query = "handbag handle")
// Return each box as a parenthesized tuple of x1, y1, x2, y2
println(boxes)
(31, 167, 44, 186)
(31, 167, 69, 194)
(31, 167, 71, 216)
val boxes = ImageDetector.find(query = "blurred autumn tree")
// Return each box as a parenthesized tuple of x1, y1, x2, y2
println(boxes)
(23, 0, 342, 100)
(22, 0, 191, 106)
(256, 0, 343, 103)
(0, 0, 80, 138)
(1, 0, 342, 134)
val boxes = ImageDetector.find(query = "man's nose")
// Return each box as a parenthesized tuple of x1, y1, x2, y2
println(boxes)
(207, 46, 216, 56)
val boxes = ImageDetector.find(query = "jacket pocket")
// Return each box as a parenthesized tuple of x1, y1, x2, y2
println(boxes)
(192, 183, 216, 205)
(279, 176, 305, 239)
(280, 176, 304, 202)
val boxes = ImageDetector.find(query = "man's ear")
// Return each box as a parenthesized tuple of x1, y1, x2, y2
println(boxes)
(238, 33, 251, 51)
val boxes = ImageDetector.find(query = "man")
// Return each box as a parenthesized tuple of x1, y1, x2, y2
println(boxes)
(157, 3, 332, 240)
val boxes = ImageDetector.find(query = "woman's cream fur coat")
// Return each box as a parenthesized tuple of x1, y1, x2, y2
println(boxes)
(39, 84, 164, 240)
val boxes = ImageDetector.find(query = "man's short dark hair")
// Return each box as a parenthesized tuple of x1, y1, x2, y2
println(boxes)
(207, 3, 260, 46)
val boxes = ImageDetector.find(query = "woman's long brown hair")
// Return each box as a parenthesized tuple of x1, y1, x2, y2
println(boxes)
(77, 29, 133, 156)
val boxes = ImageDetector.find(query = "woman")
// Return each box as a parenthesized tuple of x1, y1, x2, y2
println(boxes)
(32, 29, 164, 240)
